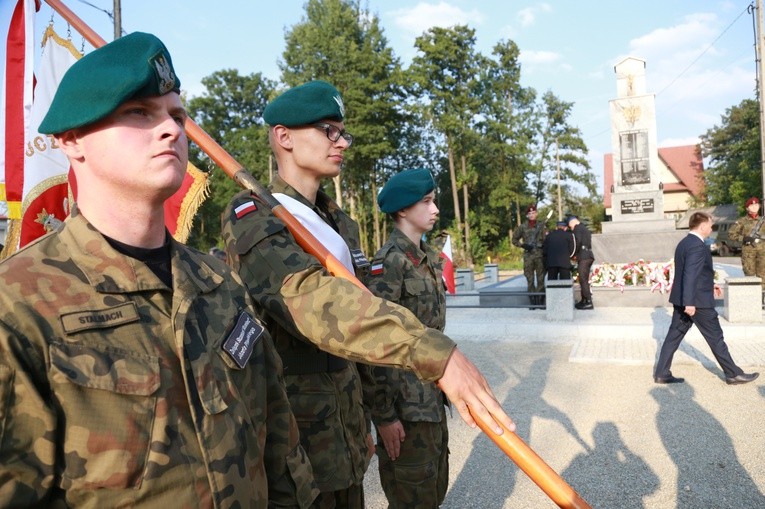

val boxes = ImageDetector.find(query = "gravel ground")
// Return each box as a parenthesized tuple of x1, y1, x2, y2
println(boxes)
(362, 341, 765, 509)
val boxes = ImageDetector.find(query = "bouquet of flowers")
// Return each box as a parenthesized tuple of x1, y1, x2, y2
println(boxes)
(589, 259, 675, 293)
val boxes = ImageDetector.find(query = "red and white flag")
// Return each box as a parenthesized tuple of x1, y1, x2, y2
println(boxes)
(1, 2, 208, 257)
(440, 234, 456, 294)
(1, 0, 39, 230)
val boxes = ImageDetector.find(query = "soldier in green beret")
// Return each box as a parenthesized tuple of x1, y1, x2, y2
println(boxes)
(362, 168, 451, 509)
(221, 81, 515, 508)
(0, 33, 317, 508)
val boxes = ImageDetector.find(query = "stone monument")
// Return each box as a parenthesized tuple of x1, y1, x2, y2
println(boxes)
(592, 57, 685, 263)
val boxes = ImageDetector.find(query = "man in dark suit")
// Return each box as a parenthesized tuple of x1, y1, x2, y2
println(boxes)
(543, 220, 575, 280)
(655, 211, 759, 385)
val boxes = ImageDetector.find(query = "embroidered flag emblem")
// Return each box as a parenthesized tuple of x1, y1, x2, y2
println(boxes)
(222, 313, 264, 368)
(234, 200, 257, 219)
(370, 262, 384, 275)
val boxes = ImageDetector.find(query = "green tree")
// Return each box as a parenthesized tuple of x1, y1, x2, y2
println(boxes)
(471, 39, 535, 250)
(185, 69, 276, 250)
(700, 97, 761, 208)
(408, 25, 482, 265)
(528, 91, 595, 210)
(280, 0, 404, 253)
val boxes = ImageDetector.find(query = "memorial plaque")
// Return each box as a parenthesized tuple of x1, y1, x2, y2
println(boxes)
(619, 130, 650, 185)
(620, 198, 654, 214)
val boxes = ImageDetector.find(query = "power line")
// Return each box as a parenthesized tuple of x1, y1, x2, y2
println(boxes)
(655, 5, 751, 98)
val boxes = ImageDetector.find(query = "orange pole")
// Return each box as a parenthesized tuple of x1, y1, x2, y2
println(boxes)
(43, 2, 591, 506)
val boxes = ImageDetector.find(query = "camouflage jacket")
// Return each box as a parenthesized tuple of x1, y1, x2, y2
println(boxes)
(512, 221, 546, 257)
(362, 229, 447, 424)
(0, 208, 317, 508)
(729, 214, 765, 246)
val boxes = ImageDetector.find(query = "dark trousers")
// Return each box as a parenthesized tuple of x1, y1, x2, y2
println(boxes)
(578, 257, 594, 300)
(655, 305, 743, 379)
(547, 267, 571, 280)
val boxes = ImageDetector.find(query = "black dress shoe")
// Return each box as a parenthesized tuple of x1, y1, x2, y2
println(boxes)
(725, 372, 760, 385)
(654, 375, 685, 384)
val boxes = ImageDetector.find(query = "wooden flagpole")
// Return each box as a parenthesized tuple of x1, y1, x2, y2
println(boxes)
(42, 1, 591, 506)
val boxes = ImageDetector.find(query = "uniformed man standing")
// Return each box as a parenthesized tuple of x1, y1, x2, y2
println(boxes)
(728, 196, 765, 299)
(221, 81, 514, 508)
(512, 204, 547, 307)
(568, 214, 595, 310)
(363, 169, 450, 509)
(0, 33, 317, 507)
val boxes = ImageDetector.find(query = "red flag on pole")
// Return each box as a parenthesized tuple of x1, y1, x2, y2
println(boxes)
(440, 234, 456, 294)
(1, 7, 208, 257)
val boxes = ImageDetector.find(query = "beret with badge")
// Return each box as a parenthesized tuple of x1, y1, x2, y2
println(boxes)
(746, 196, 760, 207)
(39, 32, 180, 135)
(263, 80, 345, 127)
(378, 168, 436, 214)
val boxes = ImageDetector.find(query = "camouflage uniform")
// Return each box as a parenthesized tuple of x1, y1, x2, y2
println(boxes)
(362, 228, 449, 509)
(221, 176, 457, 506)
(728, 214, 765, 289)
(511, 222, 546, 301)
(0, 207, 317, 508)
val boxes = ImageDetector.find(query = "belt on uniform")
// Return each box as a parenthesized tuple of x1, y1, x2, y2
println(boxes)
(280, 350, 348, 376)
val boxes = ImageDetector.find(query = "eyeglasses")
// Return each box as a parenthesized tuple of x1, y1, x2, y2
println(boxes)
(310, 122, 354, 147)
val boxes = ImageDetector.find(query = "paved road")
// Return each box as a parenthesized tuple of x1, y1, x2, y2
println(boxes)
(362, 300, 765, 508)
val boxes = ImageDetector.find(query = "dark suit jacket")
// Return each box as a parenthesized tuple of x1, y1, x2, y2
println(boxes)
(543, 229, 575, 268)
(669, 233, 716, 308)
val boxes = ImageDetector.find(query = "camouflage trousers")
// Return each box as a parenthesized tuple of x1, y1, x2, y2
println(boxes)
(310, 482, 364, 508)
(741, 244, 765, 289)
(523, 251, 545, 294)
(376, 414, 449, 509)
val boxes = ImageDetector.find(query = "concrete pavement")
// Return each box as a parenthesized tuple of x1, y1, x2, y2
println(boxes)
(361, 266, 765, 508)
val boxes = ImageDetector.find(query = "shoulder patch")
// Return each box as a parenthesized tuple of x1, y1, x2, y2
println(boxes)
(222, 312, 264, 368)
(233, 200, 258, 221)
(370, 262, 384, 275)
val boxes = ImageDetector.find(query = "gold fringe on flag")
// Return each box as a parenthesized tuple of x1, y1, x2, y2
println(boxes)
(172, 163, 210, 244)
(0, 219, 21, 260)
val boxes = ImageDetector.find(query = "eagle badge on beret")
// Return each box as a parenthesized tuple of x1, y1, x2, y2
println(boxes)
(333, 95, 345, 118)
(153, 53, 176, 95)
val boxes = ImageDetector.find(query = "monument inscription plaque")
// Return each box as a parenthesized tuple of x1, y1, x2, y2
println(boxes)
(620, 198, 655, 214)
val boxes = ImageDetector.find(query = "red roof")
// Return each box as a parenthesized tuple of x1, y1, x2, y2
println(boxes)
(604, 144, 703, 208)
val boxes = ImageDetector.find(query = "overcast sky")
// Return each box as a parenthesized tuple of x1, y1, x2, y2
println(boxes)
(6, 1, 757, 194)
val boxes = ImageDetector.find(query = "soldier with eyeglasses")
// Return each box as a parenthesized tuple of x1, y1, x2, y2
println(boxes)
(221, 80, 515, 508)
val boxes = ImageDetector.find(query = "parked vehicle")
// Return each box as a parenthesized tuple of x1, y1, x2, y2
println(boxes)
(712, 221, 741, 256)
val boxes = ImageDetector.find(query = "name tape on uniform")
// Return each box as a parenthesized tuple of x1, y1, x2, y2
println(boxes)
(222, 312, 264, 368)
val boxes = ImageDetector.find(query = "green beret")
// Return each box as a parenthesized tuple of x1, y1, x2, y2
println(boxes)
(39, 32, 180, 134)
(263, 80, 345, 127)
(378, 168, 436, 213)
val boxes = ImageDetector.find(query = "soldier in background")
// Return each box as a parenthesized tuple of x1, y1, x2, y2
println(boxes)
(512, 204, 547, 308)
(0, 33, 317, 507)
(221, 81, 514, 508)
(568, 214, 595, 310)
(363, 168, 450, 509)
(728, 196, 765, 301)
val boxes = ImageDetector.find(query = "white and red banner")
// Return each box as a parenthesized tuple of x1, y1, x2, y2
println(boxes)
(1, 0, 38, 226)
(440, 234, 456, 294)
(19, 26, 77, 247)
(1, 0, 208, 257)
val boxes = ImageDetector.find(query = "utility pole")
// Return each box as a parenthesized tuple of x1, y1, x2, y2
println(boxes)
(757, 0, 765, 199)
(555, 139, 562, 220)
(113, 0, 121, 39)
